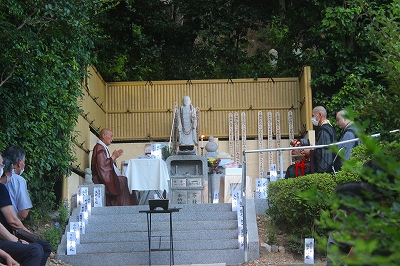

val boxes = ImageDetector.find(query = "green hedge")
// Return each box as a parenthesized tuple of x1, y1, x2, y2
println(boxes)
(265, 141, 400, 255)
(267, 172, 360, 237)
(265, 144, 370, 254)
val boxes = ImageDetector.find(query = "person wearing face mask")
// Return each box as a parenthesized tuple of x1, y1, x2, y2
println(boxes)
(312, 106, 337, 173)
(0, 152, 50, 265)
(0, 146, 32, 220)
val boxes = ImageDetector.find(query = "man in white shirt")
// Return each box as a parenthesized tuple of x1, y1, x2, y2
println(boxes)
(0, 146, 32, 219)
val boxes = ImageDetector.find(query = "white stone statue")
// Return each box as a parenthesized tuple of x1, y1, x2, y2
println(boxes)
(84, 168, 94, 184)
(269, 49, 278, 67)
(205, 136, 218, 159)
(177, 96, 198, 146)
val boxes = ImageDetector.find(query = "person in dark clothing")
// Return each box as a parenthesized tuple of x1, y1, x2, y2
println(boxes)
(312, 106, 336, 173)
(0, 238, 44, 266)
(285, 138, 313, 178)
(336, 110, 359, 160)
(0, 152, 44, 265)
(0, 183, 51, 266)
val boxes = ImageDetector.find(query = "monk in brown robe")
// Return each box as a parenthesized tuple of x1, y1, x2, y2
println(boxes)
(91, 128, 138, 206)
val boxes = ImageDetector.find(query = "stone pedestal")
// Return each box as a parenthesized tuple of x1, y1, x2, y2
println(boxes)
(219, 168, 253, 203)
(166, 155, 208, 204)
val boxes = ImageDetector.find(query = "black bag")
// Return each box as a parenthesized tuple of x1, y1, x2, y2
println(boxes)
(12, 228, 40, 243)
(285, 164, 297, 179)
(285, 159, 312, 179)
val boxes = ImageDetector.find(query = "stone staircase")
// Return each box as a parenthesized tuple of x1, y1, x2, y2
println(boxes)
(57, 200, 260, 266)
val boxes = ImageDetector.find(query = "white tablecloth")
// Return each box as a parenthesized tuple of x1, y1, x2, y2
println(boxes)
(125, 159, 170, 192)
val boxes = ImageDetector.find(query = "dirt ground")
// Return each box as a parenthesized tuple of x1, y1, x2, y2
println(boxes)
(239, 215, 327, 266)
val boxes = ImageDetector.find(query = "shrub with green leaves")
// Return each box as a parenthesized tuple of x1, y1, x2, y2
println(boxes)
(267, 172, 360, 238)
(43, 198, 70, 251)
(266, 144, 369, 254)
(317, 136, 400, 265)
(0, 0, 105, 222)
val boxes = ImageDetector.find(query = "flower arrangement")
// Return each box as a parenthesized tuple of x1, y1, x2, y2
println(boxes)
(208, 157, 221, 174)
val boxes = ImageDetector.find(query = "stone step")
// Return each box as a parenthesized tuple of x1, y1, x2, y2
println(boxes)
(72, 238, 240, 253)
(79, 219, 238, 233)
(78, 228, 238, 243)
(57, 200, 259, 265)
(82, 203, 235, 214)
(85, 209, 237, 223)
(57, 249, 244, 266)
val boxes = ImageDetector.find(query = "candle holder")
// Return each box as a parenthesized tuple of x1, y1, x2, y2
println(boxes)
(200, 134, 205, 156)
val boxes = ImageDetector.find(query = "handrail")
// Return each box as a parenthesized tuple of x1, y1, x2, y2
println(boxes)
(241, 129, 399, 262)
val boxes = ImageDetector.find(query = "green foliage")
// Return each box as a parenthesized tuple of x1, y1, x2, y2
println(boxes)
(94, 0, 278, 81)
(263, 0, 394, 116)
(354, 0, 400, 133)
(161, 146, 172, 160)
(337, 143, 370, 175)
(323, 0, 400, 135)
(43, 199, 70, 251)
(266, 138, 400, 257)
(267, 172, 359, 237)
(43, 224, 63, 253)
(266, 143, 373, 253)
(266, 133, 400, 257)
(0, 0, 105, 214)
(266, 221, 277, 245)
(316, 133, 400, 265)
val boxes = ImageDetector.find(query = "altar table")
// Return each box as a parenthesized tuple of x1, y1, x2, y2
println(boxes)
(124, 159, 170, 192)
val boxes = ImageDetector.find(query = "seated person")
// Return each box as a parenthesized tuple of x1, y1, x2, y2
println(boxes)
(0, 222, 44, 266)
(0, 182, 51, 266)
(0, 147, 32, 219)
(91, 128, 138, 206)
(0, 156, 43, 265)
(285, 138, 313, 179)
(0, 248, 19, 266)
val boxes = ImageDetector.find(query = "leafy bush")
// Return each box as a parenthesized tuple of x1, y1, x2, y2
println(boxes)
(267, 172, 360, 236)
(266, 150, 367, 253)
(43, 199, 70, 251)
(0, 0, 104, 221)
(266, 135, 400, 260)
(317, 136, 400, 265)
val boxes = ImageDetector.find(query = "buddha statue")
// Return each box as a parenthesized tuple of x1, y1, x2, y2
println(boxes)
(177, 96, 198, 146)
